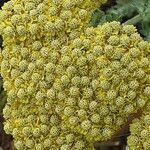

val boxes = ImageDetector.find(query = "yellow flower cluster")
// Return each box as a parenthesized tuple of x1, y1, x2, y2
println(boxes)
(59, 23, 150, 143)
(128, 107, 150, 150)
(0, 0, 150, 150)
(0, 58, 7, 111)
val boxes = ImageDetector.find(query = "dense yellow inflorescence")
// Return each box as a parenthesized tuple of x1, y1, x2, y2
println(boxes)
(0, 0, 150, 150)
(0, 51, 7, 111)
(128, 105, 150, 150)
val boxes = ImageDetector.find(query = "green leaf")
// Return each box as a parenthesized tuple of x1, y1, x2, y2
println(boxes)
(93, 0, 137, 25)
(90, 9, 106, 27)
(143, 0, 150, 22)
(130, 0, 146, 14)
(141, 22, 150, 41)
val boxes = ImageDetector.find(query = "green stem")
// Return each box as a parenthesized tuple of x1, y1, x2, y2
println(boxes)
(124, 14, 142, 25)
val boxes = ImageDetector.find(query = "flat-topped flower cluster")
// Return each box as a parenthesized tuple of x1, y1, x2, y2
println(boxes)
(0, 0, 149, 150)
